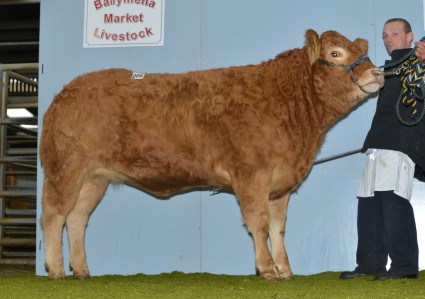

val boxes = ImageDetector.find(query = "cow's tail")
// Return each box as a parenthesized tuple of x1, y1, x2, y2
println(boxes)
(39, 100, 61, 183)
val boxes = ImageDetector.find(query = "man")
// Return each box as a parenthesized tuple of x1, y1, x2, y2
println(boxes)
(340, 18, 425, 281)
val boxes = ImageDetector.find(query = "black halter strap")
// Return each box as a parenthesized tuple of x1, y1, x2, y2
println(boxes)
(316, 56, 372, 94)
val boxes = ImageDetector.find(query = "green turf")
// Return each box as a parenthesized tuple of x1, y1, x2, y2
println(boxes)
(1, 271, 425, 299)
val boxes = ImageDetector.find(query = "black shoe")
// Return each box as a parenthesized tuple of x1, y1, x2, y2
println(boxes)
(339, 269, 369, 279)
(373, 272, 418, 281)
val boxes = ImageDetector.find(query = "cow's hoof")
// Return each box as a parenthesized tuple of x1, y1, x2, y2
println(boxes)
(73, 273, 90, 280)
(47, 273, 65, 280)
(260, 273, 278, 281)
(277, 274, 294, 281)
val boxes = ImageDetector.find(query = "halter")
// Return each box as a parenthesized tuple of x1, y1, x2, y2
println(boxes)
(316, 55, 373, 94)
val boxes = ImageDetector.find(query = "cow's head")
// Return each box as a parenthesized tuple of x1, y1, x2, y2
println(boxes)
(305, 29, 384, 97)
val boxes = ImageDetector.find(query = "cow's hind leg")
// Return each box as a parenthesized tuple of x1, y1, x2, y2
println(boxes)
(42, 177, 77, 280)
(269, 193, 293, 280)
(66, 175, 109, 280)
(233, 174, 278, 280)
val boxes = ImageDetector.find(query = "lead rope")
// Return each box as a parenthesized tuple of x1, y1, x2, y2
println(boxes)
(382, 37, 425, 126)
(394, 56, 425, 126)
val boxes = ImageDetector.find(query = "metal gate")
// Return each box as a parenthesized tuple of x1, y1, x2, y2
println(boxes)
(0, 63, 38, 267)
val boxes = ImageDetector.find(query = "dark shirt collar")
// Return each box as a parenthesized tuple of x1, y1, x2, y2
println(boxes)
(390, 48, 412, 61)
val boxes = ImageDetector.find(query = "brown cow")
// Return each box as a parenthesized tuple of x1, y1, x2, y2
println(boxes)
(40, 29, 384, 280)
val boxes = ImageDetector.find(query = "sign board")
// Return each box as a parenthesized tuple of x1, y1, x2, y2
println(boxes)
(84, 0, 165, 48)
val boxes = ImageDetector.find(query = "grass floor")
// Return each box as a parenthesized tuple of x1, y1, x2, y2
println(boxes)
(1, 271, 425, 299)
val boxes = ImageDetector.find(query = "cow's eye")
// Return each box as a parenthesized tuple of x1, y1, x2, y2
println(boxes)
(331, 51, 340, 57)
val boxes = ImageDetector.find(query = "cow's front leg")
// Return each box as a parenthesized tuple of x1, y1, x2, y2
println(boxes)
(248, 210, 277, 281)
(269, 193, 293, 280)
(233, 173, 277, 280)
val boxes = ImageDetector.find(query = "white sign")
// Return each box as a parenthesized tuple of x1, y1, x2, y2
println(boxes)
(84, 0, 165, 48)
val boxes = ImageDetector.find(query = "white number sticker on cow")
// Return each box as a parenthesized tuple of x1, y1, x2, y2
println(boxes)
(131, 72, 146, 79)
(40, 29, 384, 281)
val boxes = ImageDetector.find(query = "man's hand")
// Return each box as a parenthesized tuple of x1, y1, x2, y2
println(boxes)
(415, 41, 425, 61)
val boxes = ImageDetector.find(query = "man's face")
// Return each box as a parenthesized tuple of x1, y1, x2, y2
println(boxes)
(382, 21, 413, 55)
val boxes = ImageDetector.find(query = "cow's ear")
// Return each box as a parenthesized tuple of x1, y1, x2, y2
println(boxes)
(354, 38, 368, 55)
(305, 29, 321, 65)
